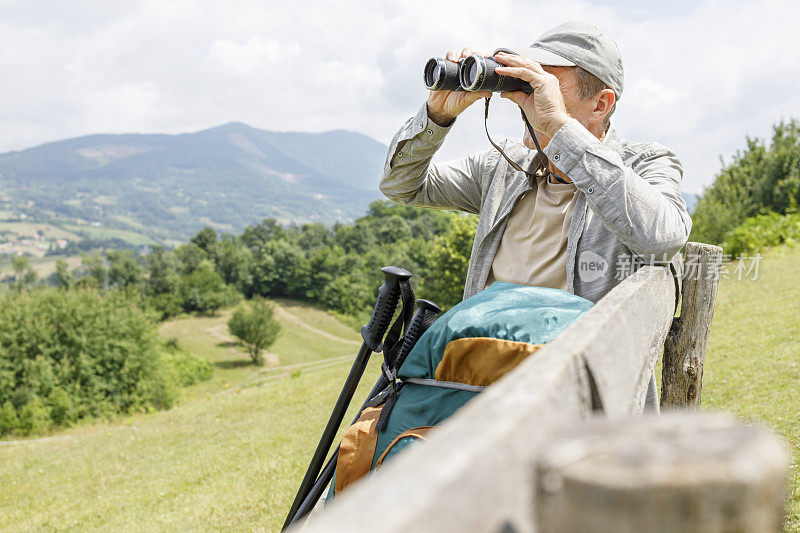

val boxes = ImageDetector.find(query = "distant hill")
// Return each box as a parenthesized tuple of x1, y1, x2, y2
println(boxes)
(0, 125, 705, 243)
(0, 123, 388, 240)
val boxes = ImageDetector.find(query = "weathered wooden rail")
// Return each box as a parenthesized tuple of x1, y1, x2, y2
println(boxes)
(295, 243, 787, 532)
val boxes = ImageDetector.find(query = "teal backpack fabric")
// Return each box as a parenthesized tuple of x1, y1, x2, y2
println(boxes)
(374, 282, 593, 465)
(330, 282, 593, 498)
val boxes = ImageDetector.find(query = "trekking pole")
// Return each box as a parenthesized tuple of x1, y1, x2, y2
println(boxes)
(283, 266, 412, 530)
(285, 298, 441, 528)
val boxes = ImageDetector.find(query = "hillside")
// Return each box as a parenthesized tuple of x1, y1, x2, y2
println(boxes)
(0, 247, 798, 530)
(0, 125, 702, 246)
(0, 123, 388, 240)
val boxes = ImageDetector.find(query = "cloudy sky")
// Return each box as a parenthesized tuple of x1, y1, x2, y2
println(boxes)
(1, 0, 799, 193)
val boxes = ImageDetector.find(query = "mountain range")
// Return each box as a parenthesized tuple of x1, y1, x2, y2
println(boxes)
(0, 123, 388, 240)
(0, 123, 699, 243)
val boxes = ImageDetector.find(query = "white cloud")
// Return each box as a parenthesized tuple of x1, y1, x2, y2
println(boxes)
(208, 36, 300, 75)
(0, 0, 798, 193)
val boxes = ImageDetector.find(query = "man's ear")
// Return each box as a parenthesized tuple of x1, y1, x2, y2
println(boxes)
(591, 88, 616, 125)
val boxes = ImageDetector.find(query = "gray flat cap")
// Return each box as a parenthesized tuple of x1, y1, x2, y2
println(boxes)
(513, 21, 624, 99)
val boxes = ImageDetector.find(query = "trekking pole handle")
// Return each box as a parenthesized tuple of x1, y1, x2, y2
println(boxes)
(361, 266, 412, 352)
(391, 299, 441, 370)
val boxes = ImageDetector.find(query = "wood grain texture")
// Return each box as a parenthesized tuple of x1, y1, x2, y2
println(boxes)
(661, 242, 724, 409)
(535, 414, 786, 533)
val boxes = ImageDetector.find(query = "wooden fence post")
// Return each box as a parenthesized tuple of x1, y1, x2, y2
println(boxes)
(661, 242, 723, 409)
(535, 414, 786, 533)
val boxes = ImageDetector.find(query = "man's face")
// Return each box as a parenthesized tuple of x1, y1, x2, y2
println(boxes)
(523, 66, 596, 151)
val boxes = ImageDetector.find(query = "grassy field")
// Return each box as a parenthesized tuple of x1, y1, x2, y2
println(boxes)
(701, 247, 800, 530)
(61, 224, 158, 246)
(0, 299, 372, 530)
(0, 254, 84, 280)
(0, 221, 82, 241)
(0, 249, 798, 530)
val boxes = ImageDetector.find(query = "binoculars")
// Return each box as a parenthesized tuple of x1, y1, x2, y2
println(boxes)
(424, 48, 533, 94)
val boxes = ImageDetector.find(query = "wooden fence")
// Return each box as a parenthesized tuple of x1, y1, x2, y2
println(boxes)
(295, 243, 787, 532)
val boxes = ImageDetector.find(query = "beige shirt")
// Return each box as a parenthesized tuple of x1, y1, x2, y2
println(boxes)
(486, 176, 579, 291)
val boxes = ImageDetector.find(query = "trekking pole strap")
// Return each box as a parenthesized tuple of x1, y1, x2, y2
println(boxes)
(381, 279, 415, 366)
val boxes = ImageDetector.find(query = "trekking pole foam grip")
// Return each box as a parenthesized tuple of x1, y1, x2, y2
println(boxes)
(361, 266, 412, 352)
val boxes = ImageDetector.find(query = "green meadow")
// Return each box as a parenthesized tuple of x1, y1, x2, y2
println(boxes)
(0, 248, 798, 531)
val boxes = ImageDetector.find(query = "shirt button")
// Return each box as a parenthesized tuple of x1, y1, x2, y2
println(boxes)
(588, 186, 595, 194)
(553, 154, 560, 162)
(397, 151, 403, 157)
(427, 129, 433, 136)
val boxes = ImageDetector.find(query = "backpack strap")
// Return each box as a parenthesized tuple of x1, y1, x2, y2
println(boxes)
(375, 426, 437, 468)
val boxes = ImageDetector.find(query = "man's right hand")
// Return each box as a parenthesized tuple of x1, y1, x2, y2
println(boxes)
(426, 47, 492, 127)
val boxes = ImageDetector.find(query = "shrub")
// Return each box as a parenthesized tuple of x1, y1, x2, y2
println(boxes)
(148, 292, 184, 320)
(0, 288, 186, 436)
(18, 397, 52, 436)
(0, 402, 20, 435)
(723, 212, 800, 257)
(161, 339, 213, 386)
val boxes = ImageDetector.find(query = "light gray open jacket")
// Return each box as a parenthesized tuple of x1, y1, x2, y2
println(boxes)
(379, 103, 693, 306)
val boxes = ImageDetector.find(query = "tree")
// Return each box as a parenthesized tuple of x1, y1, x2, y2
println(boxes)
(227, 298, 281, 365)
(241, 218, 286, 252)
(691, 119, 800, 245)
(106, 250, 143, 288)
(191, 227, 218, 261)
(54, 259, 73, 289)
(81, 253, 106, 288)
(178, 260, 238, 314)
(146, 246, 179, 295)
(174, 243, 206, 275)
(215, 239, 254, 294)
(10, 255, 37, 291)
(421, 215, 478, 310)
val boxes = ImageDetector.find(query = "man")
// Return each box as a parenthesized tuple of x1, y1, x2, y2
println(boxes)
(379, 22, 692, 410)
(379, 21, 691, 307)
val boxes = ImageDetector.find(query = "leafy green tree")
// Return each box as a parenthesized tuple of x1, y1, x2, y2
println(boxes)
(375, 214, 413, 244)
(81, 252, 107, 288)
(258, 239, 307, 297)
(215, 238, 254, 294)
(106, 250, 143, 288)
(145, 247, 182, 319)
(191, 227, 219, 261)
(11, 255, 29, 279)
(227, 298, 282, 365)
(241, 218, 286, 252)
(174, 243, 207, 275)
(146, 246, 179, 295)
(178, 260, 238, 314)
(334, 220, 376, 254)
(304, 245, 350, 301)
(10, 255, 37, 291)
(421, 215, 477, 310)
(54, 259, 73, 289)
(691, 119, 800, 245)
(321, 272, 372, 316)
(296, 223, 334, 251)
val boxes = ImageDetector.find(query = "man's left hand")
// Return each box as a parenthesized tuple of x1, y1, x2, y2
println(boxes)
(494, 52, 571, 139)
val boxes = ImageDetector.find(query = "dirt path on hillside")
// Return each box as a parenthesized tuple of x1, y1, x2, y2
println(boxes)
(204, 323, 279, 366)
(270, 304, 361, 347)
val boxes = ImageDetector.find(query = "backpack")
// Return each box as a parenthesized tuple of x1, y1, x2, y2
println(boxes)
(330, 281, 593, 496)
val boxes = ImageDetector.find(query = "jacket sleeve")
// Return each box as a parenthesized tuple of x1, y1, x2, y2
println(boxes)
(378, 103, 492, 215)
(544, 119, 693, 262)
